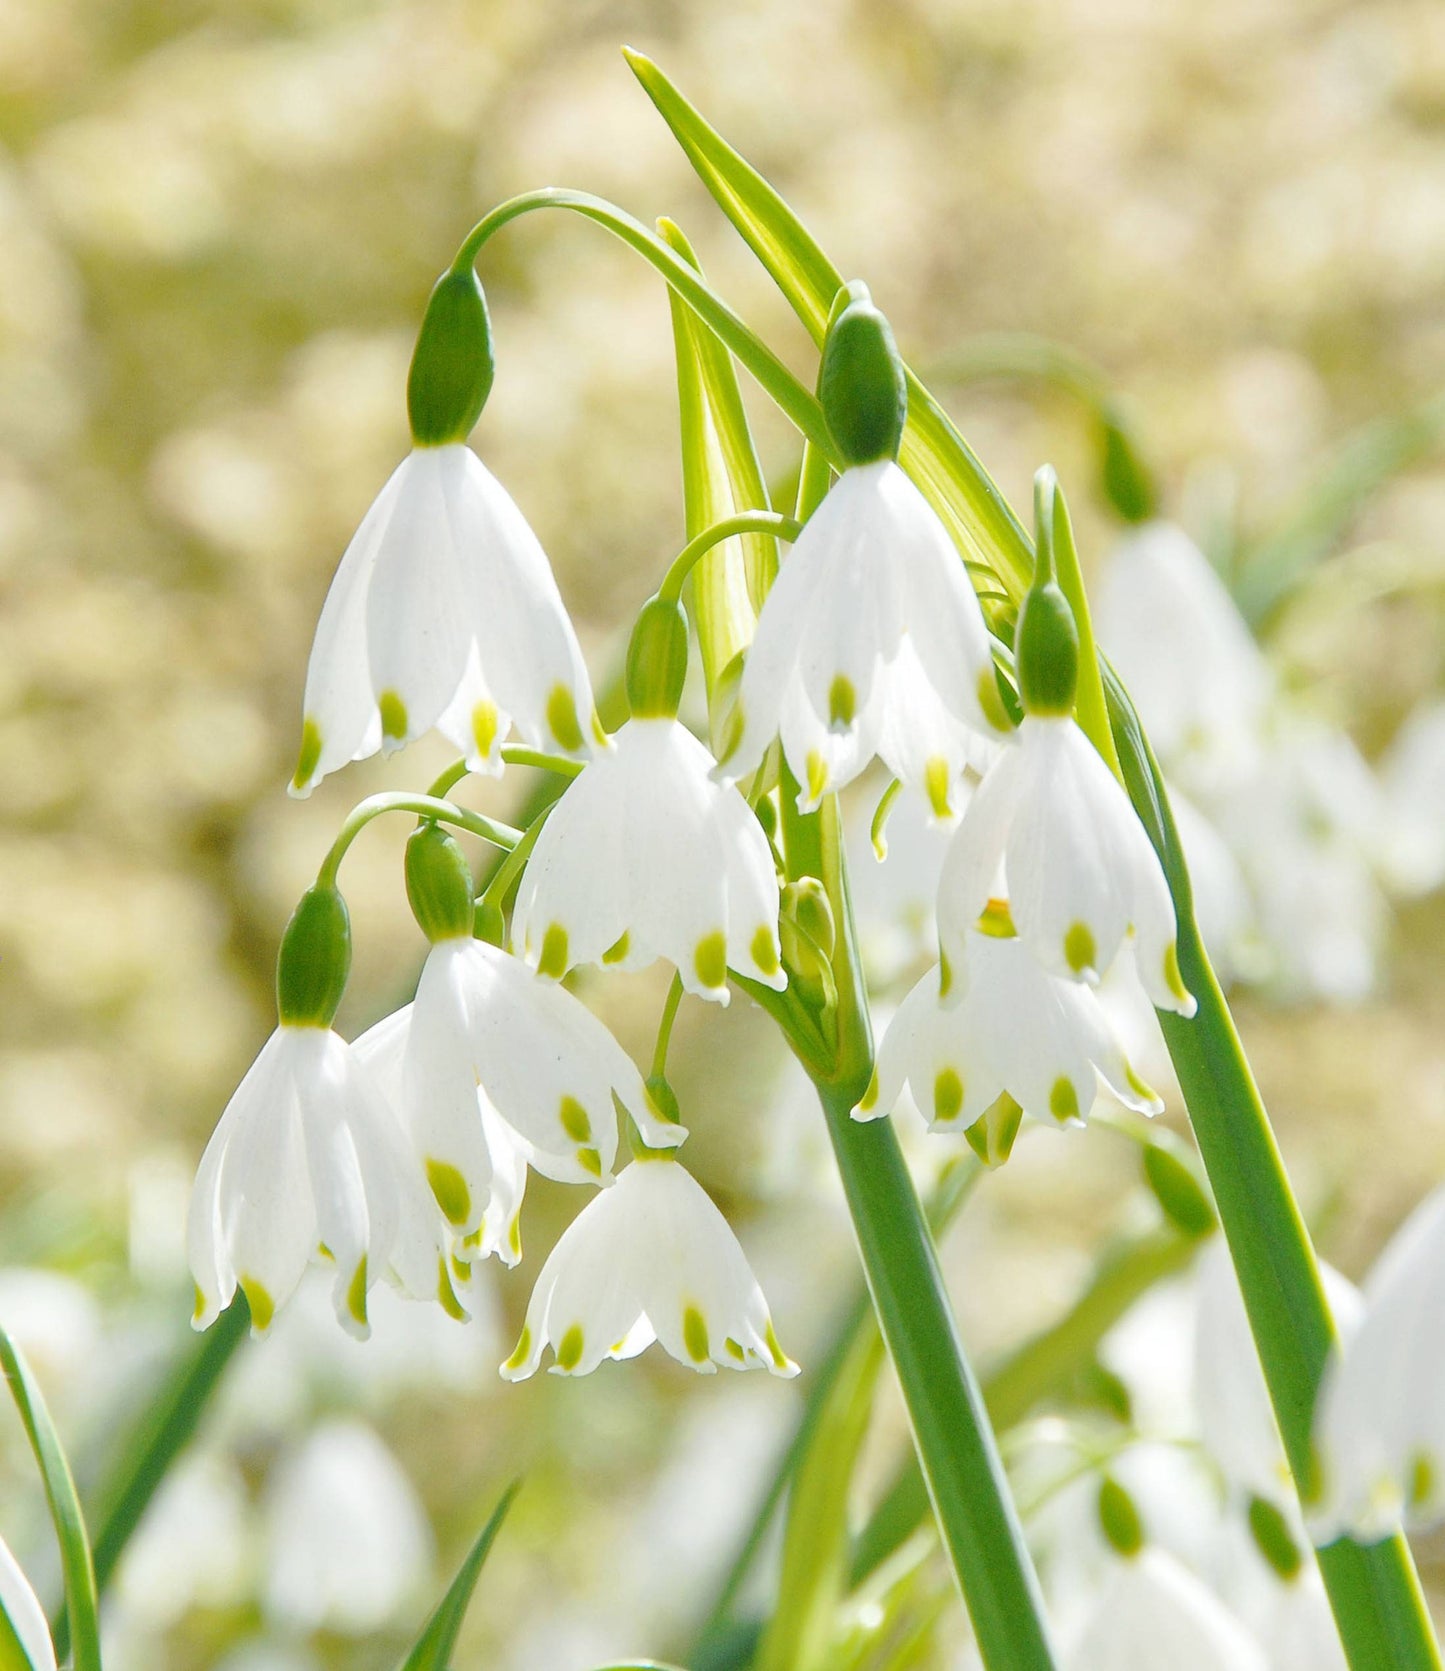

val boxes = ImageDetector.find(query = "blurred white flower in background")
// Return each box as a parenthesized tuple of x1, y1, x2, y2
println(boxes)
(1379, 698, 1445, 896)
(262, 1418, 432, 1635)
(1065, 1545, 1267, 1671)
(845, 778, 957, 984)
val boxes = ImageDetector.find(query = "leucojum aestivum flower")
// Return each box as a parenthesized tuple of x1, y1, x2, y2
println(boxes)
(155, 56, 1445, 1671)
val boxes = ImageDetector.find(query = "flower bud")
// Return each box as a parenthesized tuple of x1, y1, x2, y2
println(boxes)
(405, 823, 475, 943)
(1099, 1476, 1146, 1557)
(276, 884, 352, 1028)
(819, 281, 907, 467)
(1142, 1144, 1217, 1239)
(1098, 405, 1157, 524)
(1016, 468, 1080, 717)
(407, 268, 495, 448)
(626, 594, 690, 719)
(780, 878, 837, 1010)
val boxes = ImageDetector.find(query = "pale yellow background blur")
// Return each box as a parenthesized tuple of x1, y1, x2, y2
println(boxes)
(3, 0, 1445, 1665)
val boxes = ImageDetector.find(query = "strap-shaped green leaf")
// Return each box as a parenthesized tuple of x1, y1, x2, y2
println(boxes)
(397, 1480, 519, 1671)
(0, 1326, 99, 1671)
(624, 49, 1035, 607)
(658, 217, 777, 713)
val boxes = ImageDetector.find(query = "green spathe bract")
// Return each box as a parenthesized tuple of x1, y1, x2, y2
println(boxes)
(407, 267, 495, 447)
(405, 823, 476, 943)
(275, 883, 352, 1028)
(626, 593, 690, 719)
(819, 282, 907, 467)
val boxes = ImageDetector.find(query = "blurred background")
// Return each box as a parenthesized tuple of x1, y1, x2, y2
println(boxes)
(3, 0, 1445, 1666)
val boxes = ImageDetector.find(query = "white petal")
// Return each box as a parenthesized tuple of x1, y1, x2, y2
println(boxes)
(876, 634, 997, 823)
(294, 460, 406, 793)
(364, 447, 476, 747)
(1068, 1549, 1268, 1671)
(936, 744, 1023, 966)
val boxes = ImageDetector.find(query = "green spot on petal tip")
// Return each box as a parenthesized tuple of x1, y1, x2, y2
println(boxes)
(1064, 919, 1097, 976)
(751, 924, 780, 978)
(828, 673, 856, 729)
(694, 929, 727, 990)
(559, 1095, 591, 1143)
(346, 1255, 369, 1328)
(539, 922, 569, 979)
(240, 1276, 274, 1334)
(683, 1304, 710, 1364)
(547, 685, 585, 753)
(378, 688, 408, 742)
(556, 1323, 584, 1372)
(934, 1067, 964, 1124)
(292, 717, 322, 791)
(1049, 1076, 1080, 1123)
(426, 1158, 472, 1227)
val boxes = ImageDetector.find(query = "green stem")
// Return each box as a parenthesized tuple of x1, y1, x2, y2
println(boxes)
(499, 745, 584, 778)
(816, 1085, 1057, 1669)
(316, 793, 518, 888)
(658, 511, 803, 605)
(650, 972, 685, 1079)
(453, 190, 835, 458)
(477, 807, 550, 919)
(1107, 668, 1440, 1671)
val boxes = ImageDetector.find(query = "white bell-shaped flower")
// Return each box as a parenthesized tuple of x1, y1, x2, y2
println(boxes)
(1312, 1184, 1445, 1541)
(938, 715, 1196, 1016)
(716, 460, 1004, 815)
(356, 941, 686, 1242)
(1193, 1235, 1361, 1508)
(291, 445, 601, 794)
(501, 1157, 798, 1380)
(187, 1025, 448, 1339)
(855, 924, 1163, 1133)
(513, 717, 786, 1004)
(0, 1530, 57, 1671)
(1066, 1547, 1267, 1671)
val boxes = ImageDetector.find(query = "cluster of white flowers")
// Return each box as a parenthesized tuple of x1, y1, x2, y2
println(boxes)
(184, 272, 1212, 1392)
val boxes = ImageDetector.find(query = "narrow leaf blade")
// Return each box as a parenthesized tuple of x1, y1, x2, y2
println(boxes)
(0, 1326, 100, 1671)
(625, 49, 1035, 603)
(398, 1480, 520, 1671)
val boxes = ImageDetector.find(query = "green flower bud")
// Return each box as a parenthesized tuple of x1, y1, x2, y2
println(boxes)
(1247, 1494, 1303, 1581)
(276, 884, 352, 1028)
(1098, 1476, 1145, 1558)
(405, 823, 475, 943)
(819, 281, 907, 467)
(626, 594, 690, 719)
(779, 878, 837, 1011)
(1098, 405, 1157, 524)
(1142, 1144, 1217, 1239)
(1017, 467, 1080, 717)
(407, 268, 495, 448)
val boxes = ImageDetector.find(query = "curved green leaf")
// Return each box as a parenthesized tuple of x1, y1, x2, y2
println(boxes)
(398, 1480, 520, 1671)
(0, 1326, 100, 1671)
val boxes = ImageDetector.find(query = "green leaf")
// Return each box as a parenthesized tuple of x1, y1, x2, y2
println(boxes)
(755, 1327, 886, 1671)
(657, 216, 777, 716)
(624, 49, 1035, 607)
(397, 1480, 520, 1671)
(0, 1325, 100, 1671)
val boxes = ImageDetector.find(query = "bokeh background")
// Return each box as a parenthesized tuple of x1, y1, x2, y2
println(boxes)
(3, 0, 1445, 1666)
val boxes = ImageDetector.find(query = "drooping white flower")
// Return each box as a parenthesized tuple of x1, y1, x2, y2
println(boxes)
(0, 1529, 58, 1671)
(855, 928, 1162, 1133)
(501, 1158, 797, 1380)
(1094, 521, 1271, 796)
(513, 717, 786, 1003)
(290, 445, 601, 794)
(1193, 1235, 1361, 1509)
(115, 1451, 251, 1630)
(262, 1419, 432, 1635)
(354, 959, 683, 1256)
(1066, 1547, 1267, 1671)
(1312, 1185, 1445, 1541)
(716, 459, 1005, 816)
(937, 715, 1196, 1016)
(187, 1025, 448, 1339)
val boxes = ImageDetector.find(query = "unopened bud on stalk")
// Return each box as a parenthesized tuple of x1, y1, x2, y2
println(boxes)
(1015, 466, 1080, 717)
(405, 823, 475, 943)
(626, 594, 690, 719)
(276, 884, 352, 1027)
(1098, 404, 1157, 524)
(407, 267, 495, 447)
(780, 878, 837, 1008)
(819, 281, 907, 467)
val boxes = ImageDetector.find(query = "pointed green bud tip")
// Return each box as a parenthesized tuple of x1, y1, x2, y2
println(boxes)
(407, 267, 495, 447)
(405, 823, 475, 943)
(1141, 1145, 1217, 1239)
(276, 883, 352, 1027)
(1098, 406, 1157, 524)
(626, 593, 690, 719)
(1098, 1476, 1145, 1558)
(819, 280, 907, 467)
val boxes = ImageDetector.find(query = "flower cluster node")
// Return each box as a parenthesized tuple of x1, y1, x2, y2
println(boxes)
(819, 279, 907, 467)
(275, 884, 352, 1029)
(406, 267, 495, 448)
(625, 593, 690, 719)
(404, 823, 476, 944)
